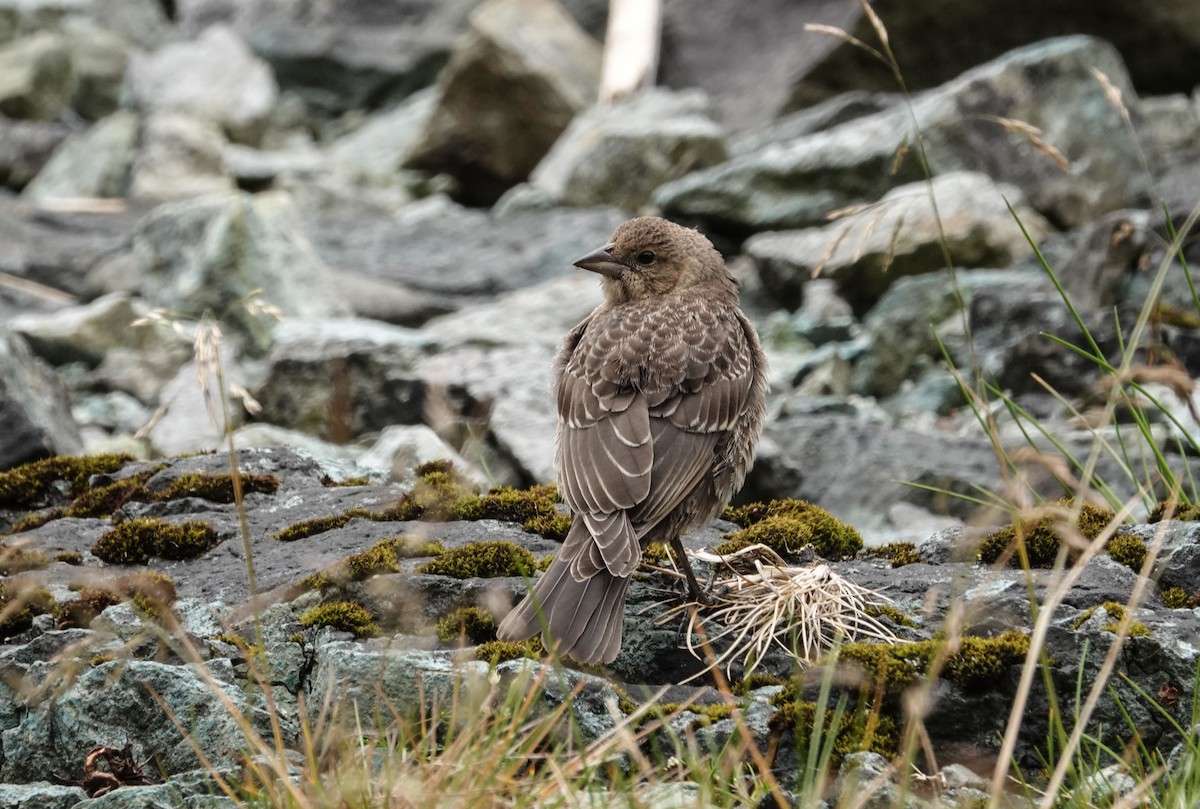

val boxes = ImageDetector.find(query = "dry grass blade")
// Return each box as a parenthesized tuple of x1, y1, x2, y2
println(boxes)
(890, 134, 909, 175)
(803, 23, 886, 66)
(1091, 67, 1133, 130)
(857, 0, 890, 51)
(662, 545, 899, 677)
(979, 115, 1070, 172)
(812, 220, 854, 279)
(880, 210, 907, 274)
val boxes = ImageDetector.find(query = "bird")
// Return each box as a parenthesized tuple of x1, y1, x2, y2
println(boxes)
(495, 216, 768, 664)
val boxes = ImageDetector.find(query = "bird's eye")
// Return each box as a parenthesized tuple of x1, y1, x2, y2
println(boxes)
(636, 250, 655, 265)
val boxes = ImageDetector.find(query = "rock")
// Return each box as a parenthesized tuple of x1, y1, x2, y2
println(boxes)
(0, 114, 69, 189)
(405, 0, 602, 205)
(1055, 209, 1153, 310)
(250, 317, 436, 442)
(729, 90, 900, 156)
(327, 87, 438, 184)
(124, 25, 279, 144)
(850, 268, 1054, 398)
(9, 291, 191, 367)
(129, 191, 350, 353)
(0, 660, 287, 782)
(301, 197, 623, 308)
(1129, 522, 1200, 592)
(0, 327, 81, 468)
(145, 352, 248, 456)
(357, 424, 484, 486)
(745, 172, 1051, 313)
(128, 112, 234, 200)
(529, 87, 728, 211)
(61, 18, 128, 120)
(0, 781, 88, 809)
(77, 783, 186, 808)
(0, 31, 75, 120)
(658, 36, 1146, 233)
(22, 109, 137, 202)
(424, 272, 603, 350)
(783, 0, 1200, 111)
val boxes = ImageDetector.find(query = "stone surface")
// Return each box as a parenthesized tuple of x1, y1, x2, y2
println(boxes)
(0, 327, 81, 469)
(530, 87, 728, 212)
(128, 112, 234, 200)
(124, 24, 278, 144)
(0, 31, 74, 120)
(61, 17, 128, 120)
(0, 781, 88, 809)
(404, 0, 602, 204)
(0, 113, 68, 189)
(22, 109, 137, 202)
(658, 36, 1147, 232)
(744, 172, 1051, 313)
(327, 87, 438, 184)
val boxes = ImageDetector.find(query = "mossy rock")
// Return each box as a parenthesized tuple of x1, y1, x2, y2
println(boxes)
(436, 606, 498, 645)
(299, 601, 379, 638)
(473, 637, 544, 664)
(864, 604, 918, 628)
(1159, 586, 1200, 610)
(978, 499, 1116, 568)
(768, 698, 899, 764)
(0, 546, 50, 575)
(92, 518, 218, 564)
(155, 472, 280, 503)
(0, 453, 136, 510)
(716, 499, 862, 561)
(835, 629, 1031, 698)
(416, 540, 536, 579)
(864, 542, 920, 568)
(58, 571, 179, 628)
(1073, 602, 1151, 637)
(1105, 533, 1147, 572)
(617, 697, 735, 729)
(0, 584, 55, 638)
(1147, 499, 1200, 522)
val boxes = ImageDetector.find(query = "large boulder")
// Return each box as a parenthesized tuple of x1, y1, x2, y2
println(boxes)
(327, 87, 438, 184)
(744, 172, 1052, 313)
(124, 24, 279, 144)
(530, 87, 728, 212)
(130, 191, 350, 354)
(0, 31, 75, 120)
(658, 36, 1147, 233)
(404, 0, 602, 205)
(21, 109, 137, 203)
(0, 327, 82, 469)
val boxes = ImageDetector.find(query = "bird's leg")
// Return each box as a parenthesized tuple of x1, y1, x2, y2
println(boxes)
(670, 537, 713, 606)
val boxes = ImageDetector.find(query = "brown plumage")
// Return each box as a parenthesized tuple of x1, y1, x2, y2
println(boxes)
(495, 216, 768, 664)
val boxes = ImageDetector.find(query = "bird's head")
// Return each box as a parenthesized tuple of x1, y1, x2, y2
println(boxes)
(573, 217, 736, 303)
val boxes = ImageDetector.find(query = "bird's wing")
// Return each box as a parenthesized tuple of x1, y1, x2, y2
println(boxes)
(555, 304, 758, 578)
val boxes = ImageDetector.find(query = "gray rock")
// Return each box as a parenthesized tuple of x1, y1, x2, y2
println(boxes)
(1056, 209, 1153, 310)
(658, 36, 1146, 232)
(75, 783, 185, 809)
(128, 112, 234, 200)
(0, 31, 75, 120)
(145, 352, 247, 456)
(405, 0, 601, 204)
(220, 140, 324, 187)
(9, 291, 190, 366)
(730, 91, 901, 156)
(850, 268, 1054, 398)
(251, 317, 435, 441)
(0, 327, 81, 468)
(357, 424, 484, 486)
(130, 190, 350, 353)
(327, 87, 438, 183)
(0, 660, 287, 782)
(124, 24, 278, 144)
(0, 114, 69, 189)
(746, 172, 1050, 314)
(424, 272, 603, 350)
(61, 18, 128, 120)
(1129, 522, 1200, 592)
(0, 781, 88, 809)
(530, 87, 728, 211)
(22, 110, 137, 203)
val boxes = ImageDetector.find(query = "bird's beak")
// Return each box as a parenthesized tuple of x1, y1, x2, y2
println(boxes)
(573, 244, 627, 278)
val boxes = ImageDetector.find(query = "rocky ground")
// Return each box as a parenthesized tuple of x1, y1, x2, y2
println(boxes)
(1, 0, 1200, 806)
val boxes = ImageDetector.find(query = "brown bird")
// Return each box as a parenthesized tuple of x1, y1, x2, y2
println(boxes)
(495, 216, 768, 664)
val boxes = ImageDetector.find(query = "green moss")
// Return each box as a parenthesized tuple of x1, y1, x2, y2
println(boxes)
(865, 542, 921, 568)
(91, 518, 218, 564)
(534, 554, 554, 572)
(416, 541, 536, 579)
(979, 499, 1116, 568)
(436, 607, 499, 644)
(299, 601, 379, 638)
(272, 510, 368, 542)
(768, 698, 898, 763)
(0, 584, 55, 638)
(1074, 602, 1151, 637)
(472, 638, 544, 664)
(6, 468, 167, 534)
(157, 472, 280, 503)
(730, 673, 786, 696)
(344, 540, 401, 580)
(0, 546, 49, 574)
(58, 573, 177, 628)
(91, 654, 115, 666)
(1160, 586, 1200, 610)
(55, 551, 83, 565)
(1106, 533, 1147, 572)
(640, 542, 677, 568)
(619, 698, 735, 727)
(0, 453, 135, 509)
(300, 572, 331, 592)
(836, 630, 1031, 697)
(464, 484, 569, 540)
(864, 604, 918, 628)
(714, 500, 862, 561)
(391, 535, 445, 558)
(320, 475, 371, 487)
(1148, 500, 1200, 523)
